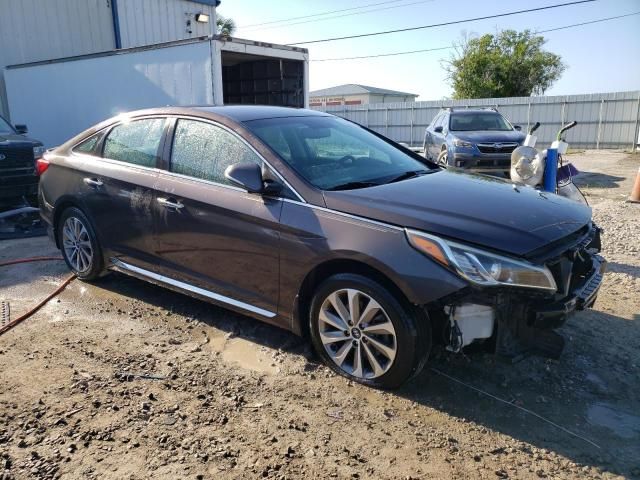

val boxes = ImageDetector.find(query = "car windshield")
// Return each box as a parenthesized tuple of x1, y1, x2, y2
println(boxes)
(0, 116, 15, 135)
(245, 116, 433, 190)
(449, 113, 512, 131)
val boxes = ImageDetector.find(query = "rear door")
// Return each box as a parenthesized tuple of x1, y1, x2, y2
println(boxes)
(152, 117, 283, 319)
(78, 117, 168, 268)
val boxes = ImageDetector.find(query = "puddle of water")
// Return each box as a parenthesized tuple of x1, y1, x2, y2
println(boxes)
(587, 402, 640, 439)
(221, 337, 278, 375)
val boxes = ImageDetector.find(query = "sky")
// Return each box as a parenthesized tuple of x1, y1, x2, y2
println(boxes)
(217, 0, 640, 100)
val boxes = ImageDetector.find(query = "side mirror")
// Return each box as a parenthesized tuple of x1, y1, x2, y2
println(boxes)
(225, 162, 283, 196)
(513, 125, 522, 131)
(225, 162, 264, 193)
(15, 124, 28, 134)
(434, 126, 443, 133)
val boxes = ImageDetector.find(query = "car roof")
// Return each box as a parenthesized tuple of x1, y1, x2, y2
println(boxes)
(193, 105, 330, 122)
(447, 109, 502, 115)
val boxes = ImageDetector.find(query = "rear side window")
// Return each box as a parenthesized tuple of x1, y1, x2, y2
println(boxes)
(170, 119, 262, 185)
(73, 134, 101, 156)
(103, 118, 165, 167)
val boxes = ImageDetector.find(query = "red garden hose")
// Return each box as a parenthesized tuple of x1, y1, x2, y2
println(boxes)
(0, 256, 74, 336)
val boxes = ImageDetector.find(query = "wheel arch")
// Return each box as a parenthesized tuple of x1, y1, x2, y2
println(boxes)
(52, 197, 91, 249)
(293, 257, 425, 339)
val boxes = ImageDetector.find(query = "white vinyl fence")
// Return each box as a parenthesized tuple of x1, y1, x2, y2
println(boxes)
(313, 91, 640, 150)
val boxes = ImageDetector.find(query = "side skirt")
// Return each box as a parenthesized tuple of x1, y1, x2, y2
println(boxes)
(109, 258, 277, 320)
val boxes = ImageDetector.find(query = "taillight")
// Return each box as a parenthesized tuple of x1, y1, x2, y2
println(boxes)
(36, 158, 50, 176)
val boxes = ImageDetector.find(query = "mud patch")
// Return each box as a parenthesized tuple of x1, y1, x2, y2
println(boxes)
(221, 337, 279, 374)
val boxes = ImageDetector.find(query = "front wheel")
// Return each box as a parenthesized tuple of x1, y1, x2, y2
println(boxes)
(58, 207, 104, 280)
(309, 274, 431, 389)
(437, 149, 449, 167)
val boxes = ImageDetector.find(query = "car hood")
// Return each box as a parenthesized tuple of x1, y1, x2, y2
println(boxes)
(452, 130, 525, 143)
(323, 170, 591, 257)
(0, 132, 42, 146)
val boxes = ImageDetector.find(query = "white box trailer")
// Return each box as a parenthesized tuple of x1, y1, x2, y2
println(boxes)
(5, 36, 309, 147)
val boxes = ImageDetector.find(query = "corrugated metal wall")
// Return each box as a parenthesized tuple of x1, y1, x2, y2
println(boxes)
(117, 0, 217, 48)
(315, 91, 640, 150)
(0, 0, 217, 119)
(0, 0, 116, 117)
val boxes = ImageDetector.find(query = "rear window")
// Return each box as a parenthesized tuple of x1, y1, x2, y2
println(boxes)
(449, 113, 511, 131)
(103, 118, 165, 168)
(73, 134, 101, 156)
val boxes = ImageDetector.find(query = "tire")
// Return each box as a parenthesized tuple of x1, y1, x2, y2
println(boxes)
(58, 207, 104, 281)
(309, 273, 431, 389)
(437, 149, 449, 167)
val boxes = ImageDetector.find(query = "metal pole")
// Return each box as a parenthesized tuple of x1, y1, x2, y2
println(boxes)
(527, 101, 531, 132)
(544, 148, 558, 193)
(596, 99, 604, 150)
(385, 106, 389, 137)
(409, 104, 414, 146)
(365, 106, 370, 128)
(633, 93, 640, 151)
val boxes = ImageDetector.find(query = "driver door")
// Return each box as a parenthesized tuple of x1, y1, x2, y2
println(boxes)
(152, 118, 283, 319)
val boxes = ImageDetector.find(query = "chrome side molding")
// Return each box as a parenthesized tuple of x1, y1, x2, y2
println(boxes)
(110, 258, 276, 318)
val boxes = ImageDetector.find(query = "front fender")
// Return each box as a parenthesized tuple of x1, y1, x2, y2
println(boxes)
(278, 201, 467, 324)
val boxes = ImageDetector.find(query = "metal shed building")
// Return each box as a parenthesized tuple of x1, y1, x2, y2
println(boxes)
(309, 84, 418, 107)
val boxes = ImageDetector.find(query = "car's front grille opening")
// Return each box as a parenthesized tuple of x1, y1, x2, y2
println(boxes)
(476, 159, 510, 167)
(0, 146, 35, 169)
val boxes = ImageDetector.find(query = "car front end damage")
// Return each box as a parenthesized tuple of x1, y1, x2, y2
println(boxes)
(411, 223, 605, 360)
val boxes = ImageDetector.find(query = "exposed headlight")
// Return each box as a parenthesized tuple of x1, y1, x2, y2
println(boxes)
(33, 146, 46, 159)
(406, 230, 557, 292)
(453, 139, 474, 148)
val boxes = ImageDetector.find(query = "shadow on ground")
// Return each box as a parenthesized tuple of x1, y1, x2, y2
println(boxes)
(574, 171, 626, 189)
(90, 272, 640, 478)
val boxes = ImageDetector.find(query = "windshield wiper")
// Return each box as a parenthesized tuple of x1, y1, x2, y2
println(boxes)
(385, 169, 432, 184)
(328, 181, 380, 191)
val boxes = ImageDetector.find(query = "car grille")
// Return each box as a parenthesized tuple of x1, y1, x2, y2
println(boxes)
(476, 159, 510, 168)
(0, 145, 35, 170)
(477, 143, 518, 154)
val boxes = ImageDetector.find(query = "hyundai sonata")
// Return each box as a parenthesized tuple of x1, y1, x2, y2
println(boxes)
(37, 106, 605, 388)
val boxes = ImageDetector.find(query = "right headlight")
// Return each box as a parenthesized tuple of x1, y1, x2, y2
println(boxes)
(406, 229, 557, 292)
(453, 139, 474, 148)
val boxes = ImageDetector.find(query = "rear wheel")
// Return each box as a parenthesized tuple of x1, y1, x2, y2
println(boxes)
(58, 207, 103, 280)
(309, 274, 431, 389)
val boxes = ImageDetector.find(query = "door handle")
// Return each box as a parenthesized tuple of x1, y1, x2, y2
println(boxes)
(157, 197, 184, 210)
(83, 177, 103, 188)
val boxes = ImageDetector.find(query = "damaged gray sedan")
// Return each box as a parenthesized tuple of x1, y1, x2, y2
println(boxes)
(37, 106, 605, 388)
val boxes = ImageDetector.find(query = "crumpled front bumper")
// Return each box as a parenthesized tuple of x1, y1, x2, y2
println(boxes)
(532, 254, 606, 330)
(493, 246, 606, 360)
(434, 226, 606, 361)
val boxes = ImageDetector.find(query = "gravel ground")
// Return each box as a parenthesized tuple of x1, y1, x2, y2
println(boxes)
(0, 151, 639, 480)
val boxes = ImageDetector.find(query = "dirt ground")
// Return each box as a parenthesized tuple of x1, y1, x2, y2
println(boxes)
(1, 150, 639, 480)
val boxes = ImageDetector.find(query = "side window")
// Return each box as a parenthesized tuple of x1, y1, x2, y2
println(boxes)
(73, 133, 101, 156)
(103, 118, 165, 168)
(430, 114, 442, 129)
(170, 119, 262, 186)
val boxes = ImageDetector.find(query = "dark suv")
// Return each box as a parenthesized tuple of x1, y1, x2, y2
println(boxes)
(424, 108, 525, 172)
(38, 106, 605, 389)
(0, 115, 45, 201)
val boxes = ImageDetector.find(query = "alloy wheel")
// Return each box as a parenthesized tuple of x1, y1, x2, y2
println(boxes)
(62, 217, 93, 273)
(318, 288, 397, 379)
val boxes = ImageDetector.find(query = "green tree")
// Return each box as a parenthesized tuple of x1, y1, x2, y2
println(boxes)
(445, 30, 565, 98)
(217, 15, 236, 37)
